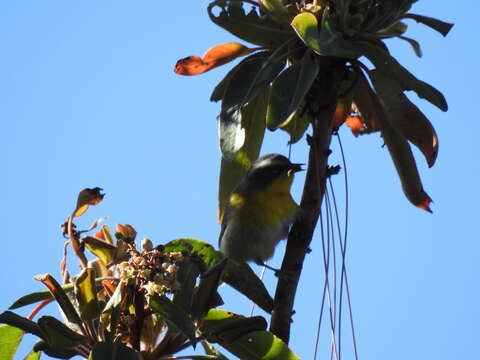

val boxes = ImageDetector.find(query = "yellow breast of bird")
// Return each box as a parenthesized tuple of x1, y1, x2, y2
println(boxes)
(230, 174, 298, 227)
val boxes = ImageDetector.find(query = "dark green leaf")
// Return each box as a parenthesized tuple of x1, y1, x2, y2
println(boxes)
(220, 53, 284, 159)
(365, 77, 433, 212)
(163, 239, 274, 314)
(10, 290, 58, 310)
(0, 311, 46, 340)
(351, 72, 380, 134)
(149, 295, 197, 347)
(0, 324, 24, 360)
(210, 52, 269, 102)
(218, 86, 268, 221)
(89, 342, 140, 360)
(222, 260, 273, 314)
(208, 0, 293, 48)
(267, 51, 319, 130)
(192, 259, 227, 319)
(10, 277, 109, 310)
(33, 274, 83, 330)
(369, 69, 438, 167)
(357, 41, 448, 111)
(398, 35, 422, 57)
(200, 309, 267, 344)
(37, 316, 87, 349)
(201, 310, 299, 359)
(402, 14, 454, 37)
(291, 12, 361, 58)
(34, 341, 77, 359)
(279, 109, 311, 144)
(172, 258, 202, 313)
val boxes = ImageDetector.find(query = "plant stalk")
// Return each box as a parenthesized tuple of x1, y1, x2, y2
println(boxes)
(270, 64, 342, 342)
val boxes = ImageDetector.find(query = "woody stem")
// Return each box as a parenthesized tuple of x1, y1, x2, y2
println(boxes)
(269, 62, 342, 343)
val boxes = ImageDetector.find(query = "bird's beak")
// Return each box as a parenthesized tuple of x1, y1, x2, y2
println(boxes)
(288, 163, 304, 176)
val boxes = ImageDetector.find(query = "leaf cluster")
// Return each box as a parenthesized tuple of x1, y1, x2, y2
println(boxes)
(175, 0, 453, 215)
(1, 189, 299, 359)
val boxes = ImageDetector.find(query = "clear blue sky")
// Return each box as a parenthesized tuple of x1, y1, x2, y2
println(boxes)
(1, 1, 478, 359)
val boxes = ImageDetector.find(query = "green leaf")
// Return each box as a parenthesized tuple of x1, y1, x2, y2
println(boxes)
(267, 51, 319, 130)
(164, 239, 223, 268)
(102, 280, 127, 334)
(37, 316, 87, 349)
(10, 290, 58, 310)
(33, 341, 77, 359)
(201, 340, 230, 360)
(279, 109, 311, 144)
(223, 330, 300, 360)
(351, 72, 380, 134)
(364, 76, 433, 212)
(10, 277, 109, 310)
(357, 41, 448, 111)
(398, 35, 422, 57)
(149, 295, 197, 347)
(33, 274, 83, 330)
(260, 0, 290, 25)
(89, 342, 140, 360)
(208, 0, 293, 48)
(218, 86, 268, 222)
(401, 14, 454, 37)
(23, 348, 42, 360)
(0, 324, 24, 360)
(172, 257, 202, 313)
(201, 310, 299, 360)
(210, 52, 270, 102)
(191, 259, 227, 319)
(291, 12, 361, 58)
(220, 53, 284, 159)
(201, 309, 267, 343)
(369, 69, 438, 167)
(164, 239, 274, 313)
(222, 260, 274, 314)
(0, 311, 46, 340)
(74, 268, 100, 321)
(82, 236, 117, 265)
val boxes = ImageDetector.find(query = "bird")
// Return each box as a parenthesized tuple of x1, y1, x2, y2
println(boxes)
(218, 153, 303, 266)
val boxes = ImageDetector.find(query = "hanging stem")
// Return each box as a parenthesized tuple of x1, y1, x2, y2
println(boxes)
(270, 61, 343, 343)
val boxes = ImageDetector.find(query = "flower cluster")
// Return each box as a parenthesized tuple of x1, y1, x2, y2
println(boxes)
(117, 246, 183, 298)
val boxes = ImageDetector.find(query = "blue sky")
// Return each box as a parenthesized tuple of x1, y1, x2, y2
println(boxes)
(1, 1, 478, 359)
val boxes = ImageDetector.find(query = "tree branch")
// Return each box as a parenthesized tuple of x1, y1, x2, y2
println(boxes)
(270, 64, 342, 342)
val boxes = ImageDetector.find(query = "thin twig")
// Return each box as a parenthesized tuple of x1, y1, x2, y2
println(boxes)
(335, 133, 359, 360)
(27, 298, 54, 320)
(324, 191, 339, 360)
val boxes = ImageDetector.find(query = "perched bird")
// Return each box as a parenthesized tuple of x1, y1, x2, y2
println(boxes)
(219, 154, 303, 265)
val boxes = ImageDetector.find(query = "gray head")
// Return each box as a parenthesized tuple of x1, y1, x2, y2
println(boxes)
(235, 154, 303, 192)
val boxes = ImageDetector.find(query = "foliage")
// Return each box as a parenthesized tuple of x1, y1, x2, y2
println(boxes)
(0, 189, 299, 359)
(175, 0, 453, 214)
